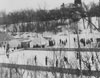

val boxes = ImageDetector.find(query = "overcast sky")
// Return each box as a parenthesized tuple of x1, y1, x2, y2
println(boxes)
(0, 0, 99, 13)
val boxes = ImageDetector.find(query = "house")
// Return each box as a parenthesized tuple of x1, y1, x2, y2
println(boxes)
(0, 32, 14, 47)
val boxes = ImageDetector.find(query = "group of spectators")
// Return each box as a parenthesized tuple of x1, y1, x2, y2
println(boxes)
(80, 38, 93, 47)
(59, 39, 67, 46)
(49, 39, 55, 47)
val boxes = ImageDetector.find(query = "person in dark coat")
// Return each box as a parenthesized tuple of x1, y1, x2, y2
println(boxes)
(49, 40, 53, 46)
(56, 59, 58, 67)
(45, 56, 48, 66)
(4, 45, 5, 49)
(90, 38, 93, 42)
(74, 38, 76, 42)
(62, 41, 64, 45)
(80, 38, 85, 46)
(87, 63, 91, 71)
(60, 39, 62, 44)
(66, 39, 67, 43)
(6, 43, 10, 58)
(91, 55, 94, 64)
(76, 52, 79, 59)
(86, 39, 91, 45)
(34, 55, 37, 64)
(64, 56, 68, 64)
(63, 41, 66, 46)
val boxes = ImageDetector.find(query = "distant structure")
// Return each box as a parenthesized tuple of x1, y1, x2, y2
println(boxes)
(61, 3, 65, 9)
(74, 0, 82, 7)
(61, 0, 82, 9)
(74, 0, 82, 5)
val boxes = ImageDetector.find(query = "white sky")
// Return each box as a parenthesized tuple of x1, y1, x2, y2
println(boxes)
(0, 0, 99, 13)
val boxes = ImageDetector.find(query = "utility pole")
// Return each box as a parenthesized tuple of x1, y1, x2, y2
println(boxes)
(74, 0, 82, 77)
(76, 22, 82, 78)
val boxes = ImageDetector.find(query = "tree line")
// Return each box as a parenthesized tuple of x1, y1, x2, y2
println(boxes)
(0, 2, 100, 32)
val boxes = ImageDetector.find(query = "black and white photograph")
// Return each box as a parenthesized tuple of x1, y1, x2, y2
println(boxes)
(0, 0, 100, 78)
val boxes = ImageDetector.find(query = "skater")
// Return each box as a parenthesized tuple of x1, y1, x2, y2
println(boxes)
(80, 38, 85, 46)
(56, 59, 58, 67)
(60, 39, 62, 44)
(34, 55, 37, 64)
(6, 43, 10, 58)
(76, 52, 79, 59)
(64, 56, 68, 64)
(91, 55, 94, 64)
(45, 56, 48, 66)
(74, 38, 76, 42)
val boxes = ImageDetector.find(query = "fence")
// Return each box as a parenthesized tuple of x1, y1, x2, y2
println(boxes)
(25, 48, 100, 52)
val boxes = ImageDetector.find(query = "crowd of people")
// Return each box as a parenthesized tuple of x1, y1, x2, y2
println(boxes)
(2, 33, 100, 72)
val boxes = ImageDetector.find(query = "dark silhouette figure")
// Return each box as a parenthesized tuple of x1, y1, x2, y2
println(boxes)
(90, 38, 93, 42)
(49, 40, 54, 46)
(66, 39, 67, 43)
(80, 38, 85, 46)
(64, 56, 68, 64)
(4, 45, 5, 49)
(56, 59, 58, 67)
(6, 54, 9, 58)
(62, 41, 64, 45)
(74, 38, 76, 42)
(86, 39, 91, 44)
(87, 63, 91, 71)
(76, 52, 79, 59)
(34, 56, 37, 64)
(6, 44, 10, 58)
(45, 56, 48, 65)
(91, 55, 94, 64)
(60, 39, 62, 44)
(63, 41, 66, 46)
